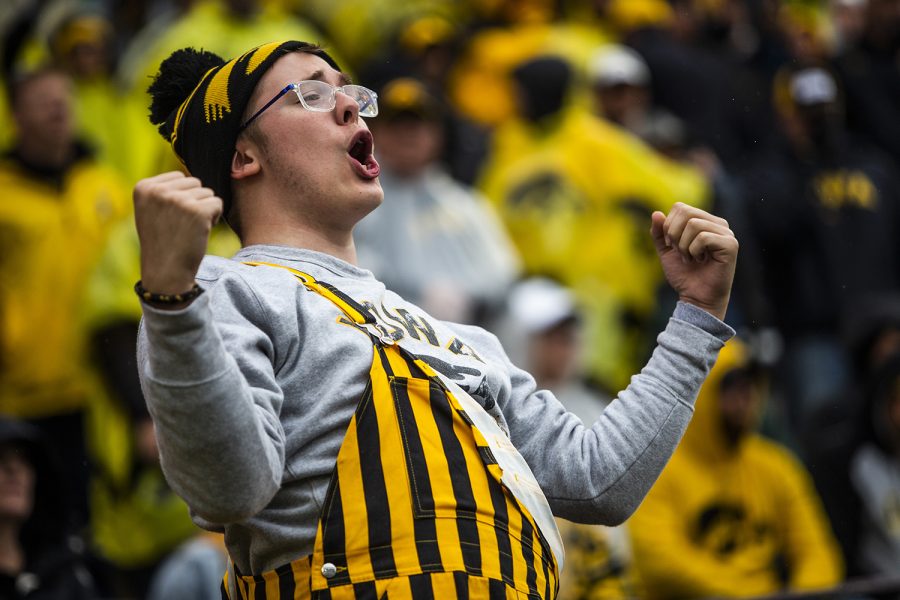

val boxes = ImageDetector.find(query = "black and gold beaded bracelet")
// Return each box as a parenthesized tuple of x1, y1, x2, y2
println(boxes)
(134, 280, 204, 305)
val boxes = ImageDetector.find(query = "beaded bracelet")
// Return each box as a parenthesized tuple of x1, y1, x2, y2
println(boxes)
(134, 280, 204, 305)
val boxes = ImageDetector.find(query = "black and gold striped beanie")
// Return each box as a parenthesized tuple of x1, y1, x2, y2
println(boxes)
(148, 40, 340, 212)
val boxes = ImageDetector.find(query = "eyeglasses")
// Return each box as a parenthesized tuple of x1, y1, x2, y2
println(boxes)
(239, 80, 378, 131)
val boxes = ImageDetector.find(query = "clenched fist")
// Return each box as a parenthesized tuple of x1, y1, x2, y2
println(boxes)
(651, 203, 739, 321)
(134, 172, 223, 305)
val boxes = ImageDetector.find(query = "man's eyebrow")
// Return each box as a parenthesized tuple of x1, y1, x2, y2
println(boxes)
(306, 69, 353, 85)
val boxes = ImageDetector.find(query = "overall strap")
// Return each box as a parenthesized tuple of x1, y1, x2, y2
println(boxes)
(243, 261, 377, 327)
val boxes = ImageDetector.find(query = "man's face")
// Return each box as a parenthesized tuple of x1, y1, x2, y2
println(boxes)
(718, 373, 764, 446)
(66, 40, 110, 79)
(594, 83, 648, 126)
(370, 115, 443, 178)
(529, 320, 581, 388)
(0, 444, 34, 523)
(241, 52, 383, 230)
(12, 72, 75, 153)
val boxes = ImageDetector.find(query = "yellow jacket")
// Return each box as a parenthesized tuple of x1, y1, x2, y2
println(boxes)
(72, 77, 152, 186)
(0, 149, 131, 418)
(479, 107, 708, 389)
(89, 457, 199, 567)
(628, 340, 844, 599)
(449, 22, 613, 127)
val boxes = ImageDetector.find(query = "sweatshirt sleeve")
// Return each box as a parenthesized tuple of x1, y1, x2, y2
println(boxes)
(501, 302, 733, 525)
(137, 275, 287, 524)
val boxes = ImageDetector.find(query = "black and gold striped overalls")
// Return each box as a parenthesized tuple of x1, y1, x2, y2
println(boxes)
(223, 263, 559, 599)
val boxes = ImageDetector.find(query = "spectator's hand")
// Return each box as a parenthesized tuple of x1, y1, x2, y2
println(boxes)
(133, 172, 222, 308)
(651, 203, 738, 321)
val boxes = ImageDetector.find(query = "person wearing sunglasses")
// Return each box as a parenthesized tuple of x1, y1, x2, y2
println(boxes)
(133, 40, 738, 599)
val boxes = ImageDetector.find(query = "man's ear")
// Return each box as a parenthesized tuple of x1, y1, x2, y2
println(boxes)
(231, 138, 262, 180)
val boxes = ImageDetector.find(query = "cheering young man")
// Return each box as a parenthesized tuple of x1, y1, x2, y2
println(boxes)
(134, 41, 738, 599)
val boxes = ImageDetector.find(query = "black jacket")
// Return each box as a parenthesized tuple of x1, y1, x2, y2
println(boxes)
(0, 419, 97, 600)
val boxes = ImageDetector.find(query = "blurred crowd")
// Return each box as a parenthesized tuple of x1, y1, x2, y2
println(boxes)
(0, 0, 898, 598)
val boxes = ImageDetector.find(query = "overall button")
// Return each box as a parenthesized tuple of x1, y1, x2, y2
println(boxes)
(321, 563, 337, 579)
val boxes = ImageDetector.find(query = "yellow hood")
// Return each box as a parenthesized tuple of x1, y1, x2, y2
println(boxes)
(680, 338, 754, 461)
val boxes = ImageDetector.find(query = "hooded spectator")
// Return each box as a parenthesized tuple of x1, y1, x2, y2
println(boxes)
(479, 54, 709, 391)
(0, 418, 97, 599)
(0, 66, 131, 530)
(628, 338, 844, 598)
(739, 65, 900, 431)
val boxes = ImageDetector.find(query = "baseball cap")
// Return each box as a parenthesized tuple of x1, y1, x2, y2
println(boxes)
(589, 45, 651, 88)
(51, 13, 112, 58)
(398, 15, 456, 54)
(789, 67, 838, 106)
(507, 278, 579, 335)
(378, 77, 442, 120)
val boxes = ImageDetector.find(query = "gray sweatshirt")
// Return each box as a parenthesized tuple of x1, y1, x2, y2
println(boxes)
(137, 245, 733, 575)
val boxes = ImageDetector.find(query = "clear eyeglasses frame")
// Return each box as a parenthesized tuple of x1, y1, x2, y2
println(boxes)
(239, 80, 378, 131)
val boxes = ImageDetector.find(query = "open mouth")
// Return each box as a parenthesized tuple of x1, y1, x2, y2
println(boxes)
(347, 130, 380, 179)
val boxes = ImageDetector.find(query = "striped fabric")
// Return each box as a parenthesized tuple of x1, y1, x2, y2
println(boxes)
(226, 557, 544, 599)
(224, 263, 559, 599)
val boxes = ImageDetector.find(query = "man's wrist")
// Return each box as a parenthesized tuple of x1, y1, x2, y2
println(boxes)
(135, 280, 204, 310)
(673, 301, 734, 343)
(677, 295, 728, 322)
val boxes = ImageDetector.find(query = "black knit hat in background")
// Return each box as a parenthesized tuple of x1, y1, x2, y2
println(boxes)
(0, 418, 69, 554)
(511, 56, 572, 124)
(148, 40, 341, 214)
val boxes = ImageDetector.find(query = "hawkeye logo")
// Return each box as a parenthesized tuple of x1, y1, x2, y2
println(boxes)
(692, 502, 774, 557)
(812, 170, 878, 212)
(507, 172, 587, 217)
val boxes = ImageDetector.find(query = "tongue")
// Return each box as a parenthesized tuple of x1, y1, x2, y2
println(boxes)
(349, 153, 380, 179)
(365, 155, 381, 177)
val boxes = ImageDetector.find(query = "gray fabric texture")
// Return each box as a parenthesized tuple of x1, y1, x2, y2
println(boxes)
(354, 166, 520, 322)
(137, 245, 733, 575)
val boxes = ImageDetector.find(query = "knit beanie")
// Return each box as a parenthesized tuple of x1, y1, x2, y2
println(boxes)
(511, 56, 572, 123)
(147, 40, 341, 213)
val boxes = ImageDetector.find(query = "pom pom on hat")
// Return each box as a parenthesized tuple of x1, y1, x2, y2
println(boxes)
(148, 48, 225, 140)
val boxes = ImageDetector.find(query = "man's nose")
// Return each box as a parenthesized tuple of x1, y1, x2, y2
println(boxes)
(333, 90, 359, 125)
